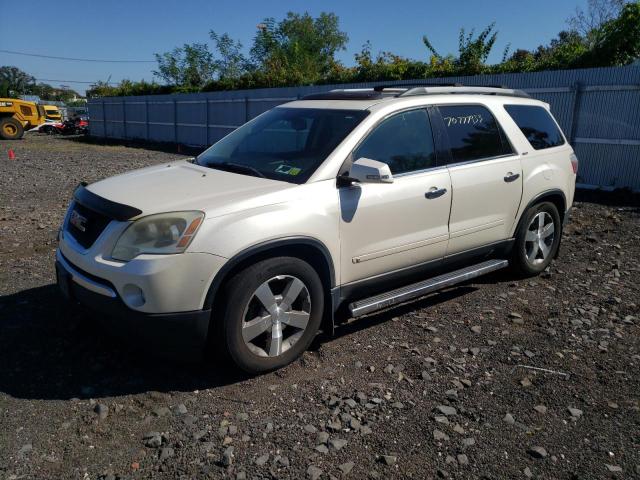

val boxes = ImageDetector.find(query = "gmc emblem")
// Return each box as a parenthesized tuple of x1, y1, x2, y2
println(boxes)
(70, 210, 88, 232)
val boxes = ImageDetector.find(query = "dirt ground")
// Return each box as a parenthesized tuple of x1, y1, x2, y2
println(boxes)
(1, 134, 639, 480)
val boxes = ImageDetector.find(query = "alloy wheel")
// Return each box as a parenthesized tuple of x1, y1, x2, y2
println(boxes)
(524, 211, 555, 265)
(241, 275, 311, 357)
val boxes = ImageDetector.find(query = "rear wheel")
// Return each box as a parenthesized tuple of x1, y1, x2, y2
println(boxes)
(217, 257, 324, 373)
(511, 202, 561, 276)
(0, 118, 24, 140)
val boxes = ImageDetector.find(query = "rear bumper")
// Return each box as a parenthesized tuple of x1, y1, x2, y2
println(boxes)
(56, 255, 210, 360)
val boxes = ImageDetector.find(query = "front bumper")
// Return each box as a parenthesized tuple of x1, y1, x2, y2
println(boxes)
(56, 252, 211, 359)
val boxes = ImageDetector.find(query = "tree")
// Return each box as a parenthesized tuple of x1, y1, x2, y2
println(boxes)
(249, 12, 348, 86)
(423, 23, 505, 75)
(0, 66, 35, 96)
(588, 1, 640, 65)
(567, 0, 629, 38)
(210, 31, 248, 81)
(154, 43, 216, 89)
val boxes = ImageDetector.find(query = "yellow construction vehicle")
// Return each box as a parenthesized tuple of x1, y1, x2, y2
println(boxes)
(43, 105, 62, 121)
(0, 98, 47, 140)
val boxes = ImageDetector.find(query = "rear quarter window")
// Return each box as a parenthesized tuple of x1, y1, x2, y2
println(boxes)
(504, 105, 565, 150)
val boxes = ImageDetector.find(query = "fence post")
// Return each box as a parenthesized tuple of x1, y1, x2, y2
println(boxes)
(569, 81, 583, 146)
(173, 98, 178, 144)
(122, 100, 127, 140)
(101, 99, 106, 139)
(145, 97, 149, 141)
(244, 96, 249, 122)
(205, 98, 209, 146)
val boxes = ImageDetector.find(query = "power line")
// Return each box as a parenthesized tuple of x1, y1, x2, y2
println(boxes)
(0, 49, 155, 63)
(35, 78, 117, 85)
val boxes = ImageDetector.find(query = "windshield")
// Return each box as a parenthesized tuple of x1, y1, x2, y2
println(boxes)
(196, 107, 368, 184)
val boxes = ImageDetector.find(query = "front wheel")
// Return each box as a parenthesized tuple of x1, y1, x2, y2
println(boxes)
(511, 202, 562, 276)
(217, 257, 324, 374)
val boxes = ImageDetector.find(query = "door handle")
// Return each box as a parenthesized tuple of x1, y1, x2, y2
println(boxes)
(504, 172, 520, 182)
(425, 187, 447, 199)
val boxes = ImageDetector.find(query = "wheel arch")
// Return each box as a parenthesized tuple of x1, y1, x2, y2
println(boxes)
(513, 189, 567, 237)
(203, 236, 336, 339)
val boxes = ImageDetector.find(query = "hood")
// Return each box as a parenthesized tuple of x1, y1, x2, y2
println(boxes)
(87, 160, 296, 218)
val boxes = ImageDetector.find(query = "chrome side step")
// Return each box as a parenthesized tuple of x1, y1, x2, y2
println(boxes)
(348, 259, 509, 317)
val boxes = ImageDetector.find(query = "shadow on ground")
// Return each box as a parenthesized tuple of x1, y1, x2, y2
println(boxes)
(0, 269, 514, 401)
(0, 284, 244, 401)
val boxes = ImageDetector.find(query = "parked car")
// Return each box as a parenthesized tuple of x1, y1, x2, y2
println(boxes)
(55, 85, 577, 373)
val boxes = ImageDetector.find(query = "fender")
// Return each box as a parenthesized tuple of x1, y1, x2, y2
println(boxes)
(513, 188, 567, 235)
(203, 236, 336, 334)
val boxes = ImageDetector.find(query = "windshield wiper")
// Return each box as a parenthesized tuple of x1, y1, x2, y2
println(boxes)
(210, 162, 266, 178)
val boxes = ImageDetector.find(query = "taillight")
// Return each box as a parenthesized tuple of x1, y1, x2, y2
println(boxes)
(570, 153, 579, 174)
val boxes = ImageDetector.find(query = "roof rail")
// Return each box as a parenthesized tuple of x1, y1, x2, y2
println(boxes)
(399, 85, 530, 99)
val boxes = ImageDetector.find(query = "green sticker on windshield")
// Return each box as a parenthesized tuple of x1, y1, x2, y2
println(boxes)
(275, 165, 302, 176)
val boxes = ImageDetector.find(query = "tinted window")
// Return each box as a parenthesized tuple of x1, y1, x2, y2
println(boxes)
(353, 109, 435, 174)
(439, 105, 512, 163)
(196, 108, 368, 184)
(504, 105, 565, 150)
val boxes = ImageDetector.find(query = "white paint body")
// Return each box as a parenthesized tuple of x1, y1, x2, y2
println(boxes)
(57, 92, 576, 314)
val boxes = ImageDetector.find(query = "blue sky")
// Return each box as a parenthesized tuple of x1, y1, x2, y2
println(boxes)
(1, 0, 589, 94)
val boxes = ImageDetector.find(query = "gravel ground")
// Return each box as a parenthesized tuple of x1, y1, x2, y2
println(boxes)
(1, 134, 639, 480)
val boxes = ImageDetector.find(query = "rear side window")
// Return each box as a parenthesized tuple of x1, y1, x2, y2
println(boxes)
(504, 105, 565, 150)
(353, 109, 436, 174)
(438, 105, 512, 163)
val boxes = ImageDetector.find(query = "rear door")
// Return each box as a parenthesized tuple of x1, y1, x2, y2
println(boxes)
(435, 104, 523, 255)
(339, 108, 452, 285)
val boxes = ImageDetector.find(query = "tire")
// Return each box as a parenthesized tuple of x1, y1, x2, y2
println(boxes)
(216, 257, 324, 374)
(0, 117, 24, 140)
(511, 201, 562, 276)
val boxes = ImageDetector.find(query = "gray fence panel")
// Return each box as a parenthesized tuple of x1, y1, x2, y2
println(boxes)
(88, 65, 640, 190)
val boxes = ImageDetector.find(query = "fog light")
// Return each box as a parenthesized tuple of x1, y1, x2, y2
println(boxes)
(122, 284, 146, 308)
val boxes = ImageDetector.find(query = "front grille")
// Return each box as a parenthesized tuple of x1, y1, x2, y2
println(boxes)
(65, 201, 111, 249)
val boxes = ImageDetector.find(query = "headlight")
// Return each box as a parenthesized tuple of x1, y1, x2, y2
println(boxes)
(112, 211, 204, 261)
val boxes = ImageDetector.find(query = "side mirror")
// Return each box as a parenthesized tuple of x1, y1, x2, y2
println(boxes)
(348, 157, 394, 184)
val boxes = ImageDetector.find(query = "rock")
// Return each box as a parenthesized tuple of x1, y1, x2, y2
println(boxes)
(317, 431, 330, 444)
(524, 466, 533, 478)
(339, 461, 355, 475)
(520, 377, 533, 387)
(152, 406, 171, 417)
(391, 402, 404, 409)
(433, 429, 449, 441)
(380, 455, 397, 466)
(605, 464, 622, 473)
(94, 403, 109, 420)
(222, 447, 234, 466)
(159, 447, 174, 462)
(470, 326, 482, 334)
(436, 405, 457, 416)
(457, 454, 469, 465)
(143, 432, 162, 448)
(461, 437, 475, 448)
(329, 438, 348, 451)
(503, 413, 515, 425)
(174, 404, 188, 415)
(533, 405, 547, 414)
(509, 312, 523, 319)
(17, 443, 32, 457)
(236, 412, 249, 421)
(568, 407, 583, 418)
(528, 446, 548, 459)
(304, 424, 317, 433)
(307, 465, 323, 480)
(315, 444, 329, 454)
(255, 454, 269, 466)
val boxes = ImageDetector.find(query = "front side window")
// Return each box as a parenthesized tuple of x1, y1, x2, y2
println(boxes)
(504, 105, 565, 150)
(353, 109, 436, 175)
(439, 105, 512, 163)
(196, 107, 368, 184)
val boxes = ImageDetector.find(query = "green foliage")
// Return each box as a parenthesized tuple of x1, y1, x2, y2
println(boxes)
(0, 66, 35, 96)
(89, 4, 640, 97)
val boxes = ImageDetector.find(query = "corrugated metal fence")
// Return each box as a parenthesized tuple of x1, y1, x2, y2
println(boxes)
(88, 66, 640, 190)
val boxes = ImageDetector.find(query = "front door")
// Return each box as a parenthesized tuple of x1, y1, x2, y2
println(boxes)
(339, 108, 452, 285)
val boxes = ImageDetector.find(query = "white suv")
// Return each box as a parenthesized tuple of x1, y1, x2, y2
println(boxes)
(56, 85, 577, 373)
